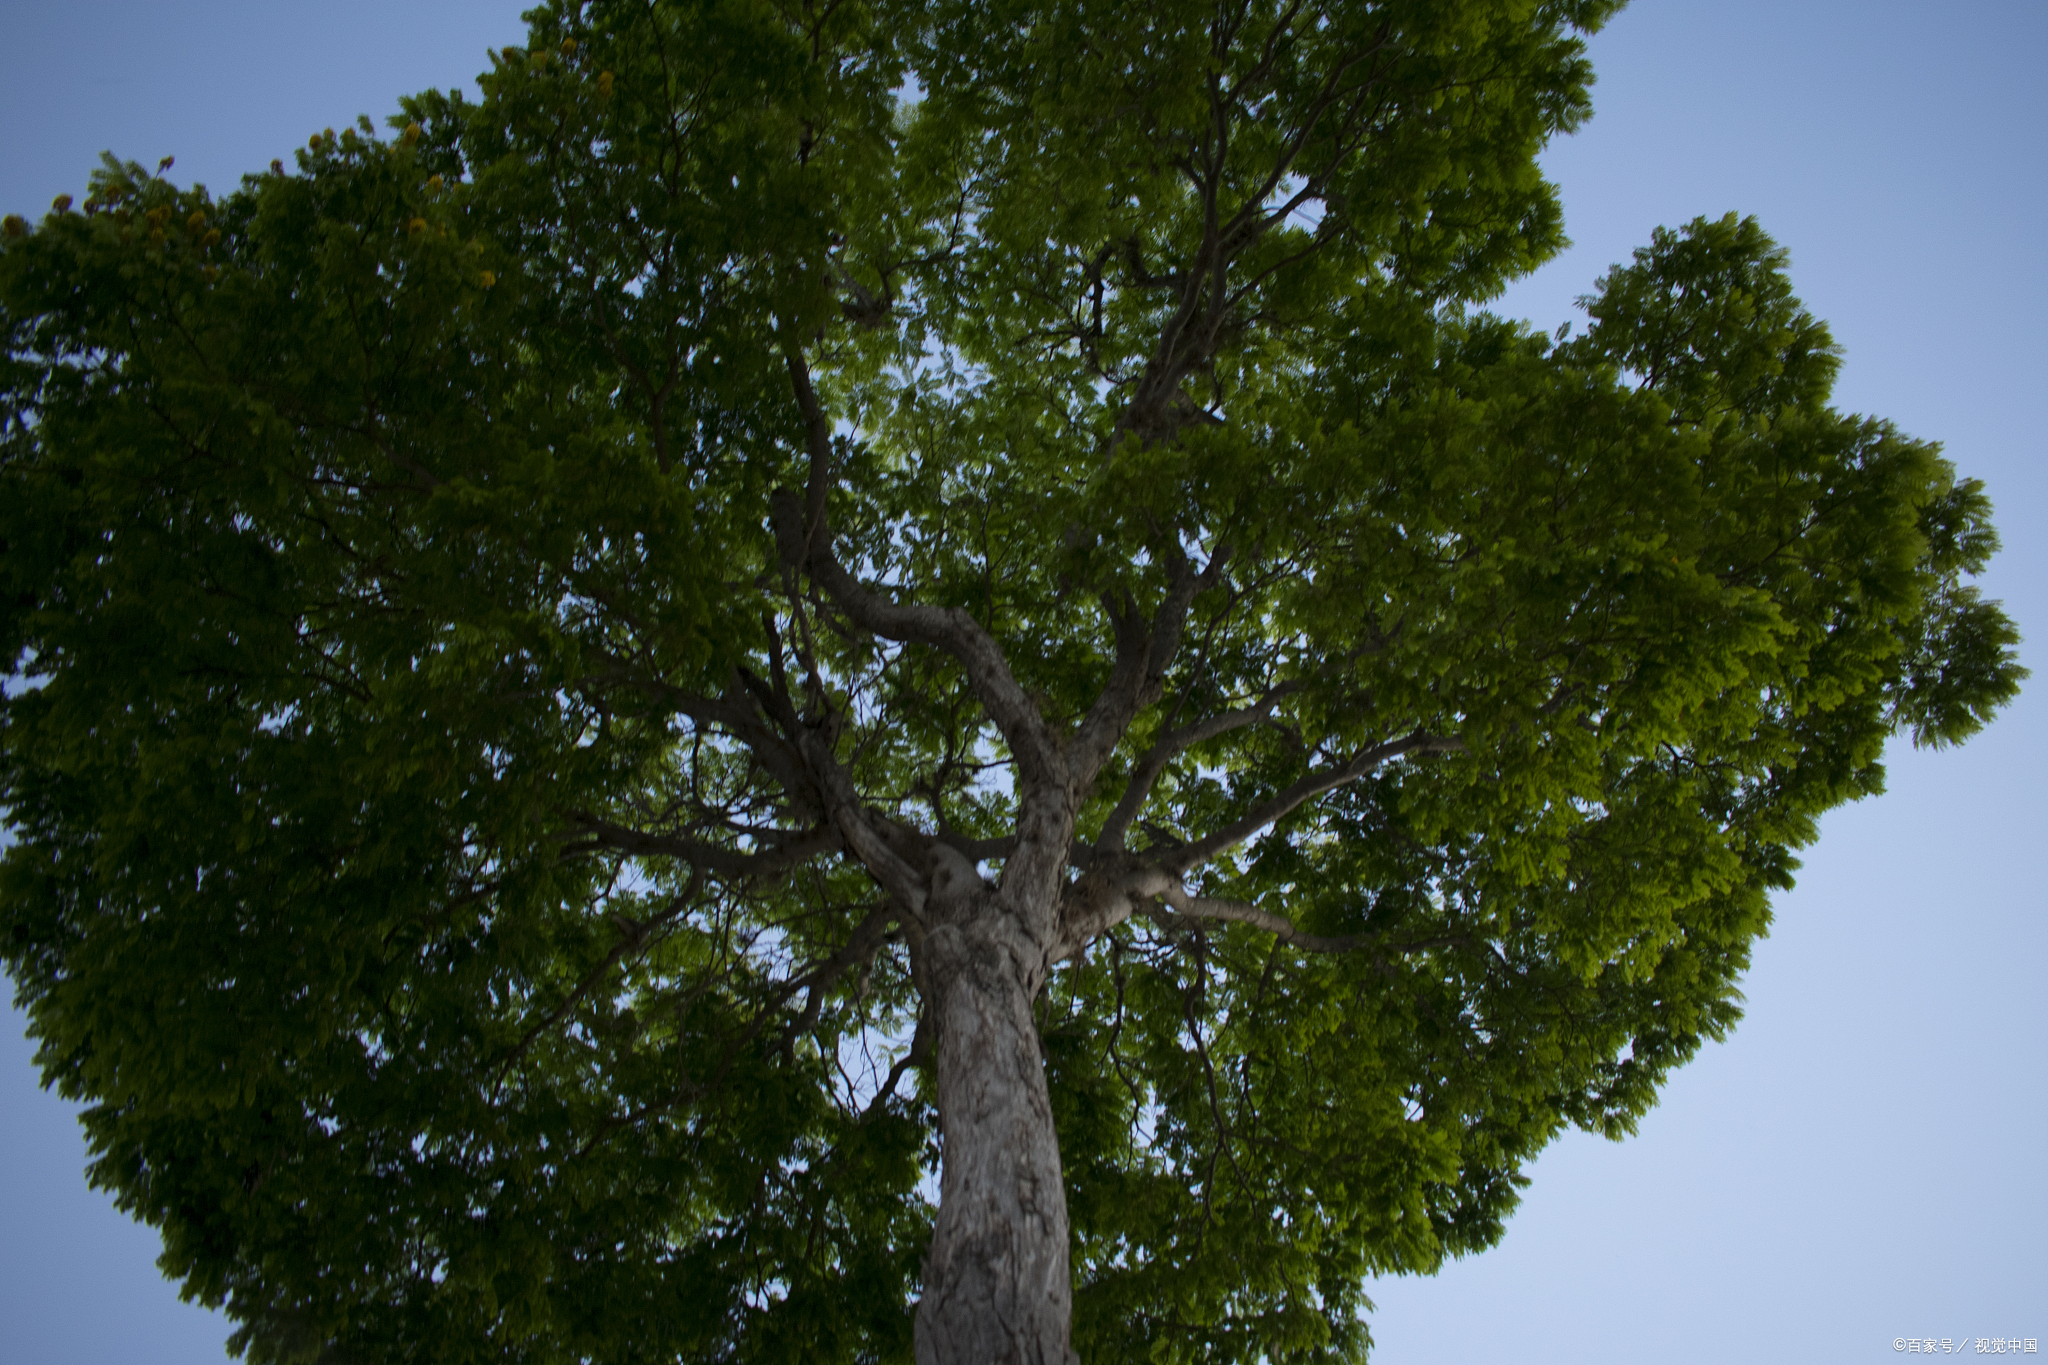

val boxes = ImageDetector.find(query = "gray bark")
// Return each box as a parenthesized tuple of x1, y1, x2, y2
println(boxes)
(914, 918, 1076, 1365)
(913, 797, 1080, 1365)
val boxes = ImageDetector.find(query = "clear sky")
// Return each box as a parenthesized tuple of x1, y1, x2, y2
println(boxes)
(2, 2, 2042, 1362)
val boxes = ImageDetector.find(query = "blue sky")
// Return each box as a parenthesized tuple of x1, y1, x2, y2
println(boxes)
(2, 2, 2042, 1361)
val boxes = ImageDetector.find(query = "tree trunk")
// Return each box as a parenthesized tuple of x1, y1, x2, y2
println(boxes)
(914, 907, 1077, 1365)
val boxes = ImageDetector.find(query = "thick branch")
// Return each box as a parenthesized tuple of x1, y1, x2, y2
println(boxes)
(1067, 546, 1233, 793)
(599, 671, 824, 824)
(1168, 730, 1463, 872)
(1113, 22, 1398, 439)
(792, 725, 932, 923)
(775, 353, 1063, 791)
(1156, 888, 1364, 954)
(1097, 682, 1302, 853)
(1052, 858, 1369, 959)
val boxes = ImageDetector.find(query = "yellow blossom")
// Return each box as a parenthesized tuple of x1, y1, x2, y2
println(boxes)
(2, 215, 25, 238)
(203, 229, 222, 246)
(408, 217, 429, 236)
(427, 174, 444, 192)
(52, 195, 73, 213)
(561, 37, 577, 56)
(478, 270, 496, 288)
(187, 211, 207, 232)
(402, 122, 422, 146)
(597, 70, 615, 97)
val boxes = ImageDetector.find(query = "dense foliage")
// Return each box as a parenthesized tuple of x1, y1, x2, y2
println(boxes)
(0, 0, 2021, 1361)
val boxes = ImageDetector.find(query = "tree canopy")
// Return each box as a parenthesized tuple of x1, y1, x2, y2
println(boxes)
(0, 0, 2023, 1362)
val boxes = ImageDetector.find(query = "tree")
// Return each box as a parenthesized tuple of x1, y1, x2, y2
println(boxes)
(0, 0, 2023, 1360)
